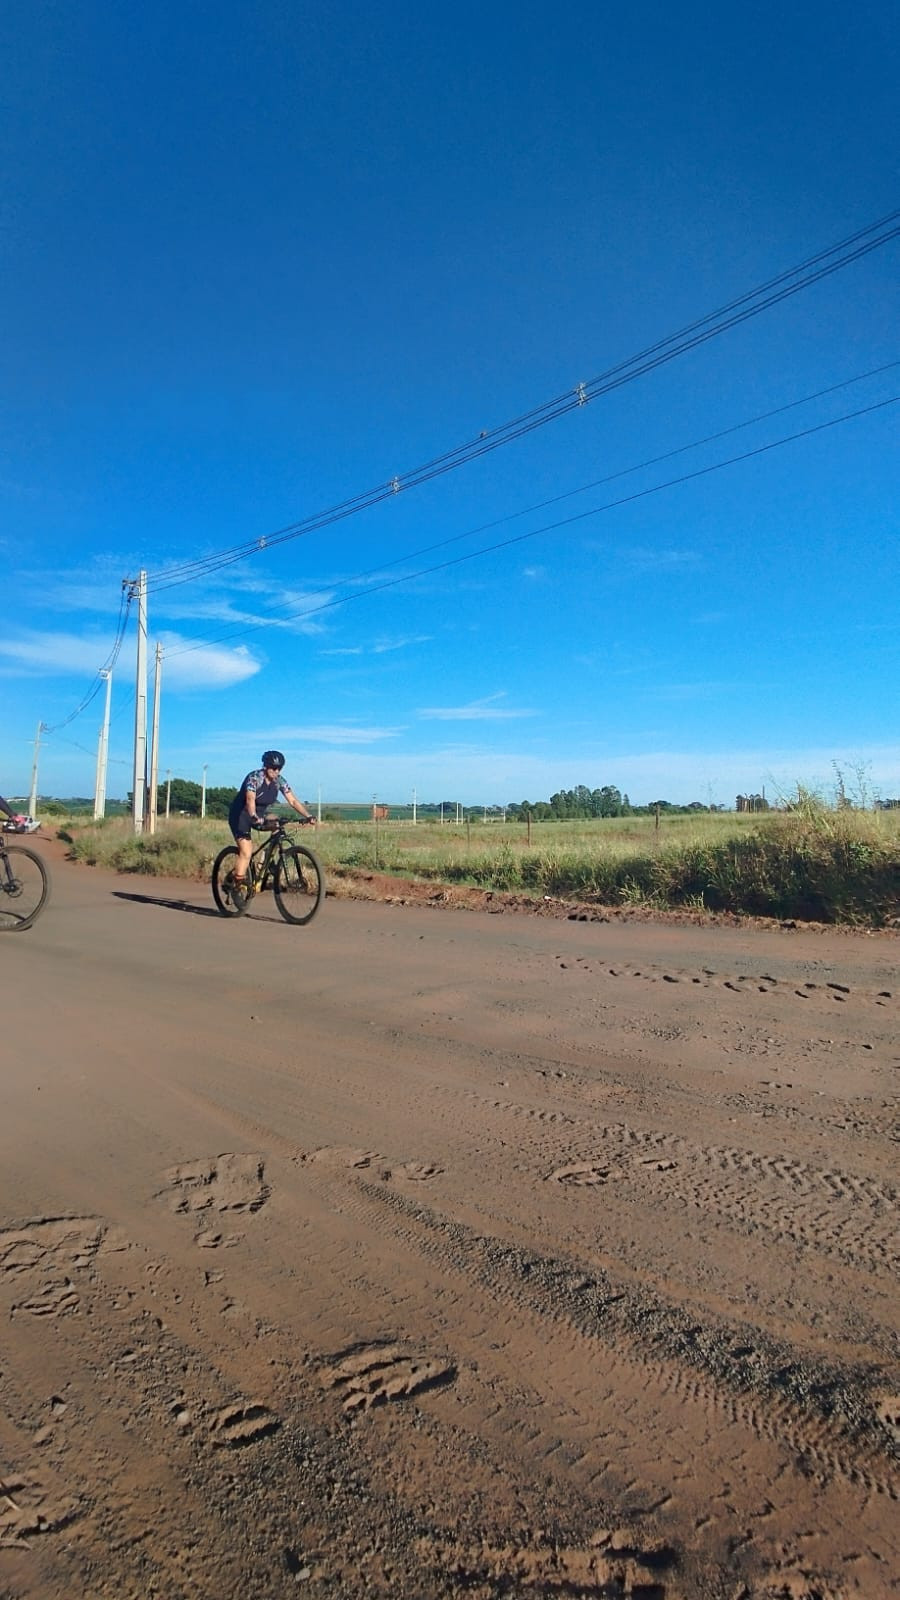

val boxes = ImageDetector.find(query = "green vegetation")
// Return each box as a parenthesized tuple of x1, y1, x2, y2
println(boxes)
(56, 793, 900, 927)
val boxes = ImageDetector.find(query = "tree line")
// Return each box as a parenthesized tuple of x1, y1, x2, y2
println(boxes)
(115, 779, 725, 821)
(506, 785, 724, 820)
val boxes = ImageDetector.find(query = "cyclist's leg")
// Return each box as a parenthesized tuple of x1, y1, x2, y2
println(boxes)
(228, 802, 254, 884)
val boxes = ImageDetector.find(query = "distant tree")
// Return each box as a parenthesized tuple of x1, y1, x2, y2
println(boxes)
(156, 777, 202, 815)
(596, 784, 623, 817)
(204, 785, 234, 820)
(573, 784, 592, 816)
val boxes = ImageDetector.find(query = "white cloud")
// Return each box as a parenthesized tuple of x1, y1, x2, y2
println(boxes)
(0, 630, 119, 677)
(372, 635, 432, 654)
(419, 693, 536, 722)
(274, 724, 405, 746)
(627, 547, 701, 572)
(161, 640, 262, 690)
(318, 635, 432, 657)
(30, 555, 336, 639)
(644, 680, 753, 703)
(583, 540, 700, 573)
(0, 628, 260, 699)
(204, 722, 405, 751)
(154, 581, 332, 637)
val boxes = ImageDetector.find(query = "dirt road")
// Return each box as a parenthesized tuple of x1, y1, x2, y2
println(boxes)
(1, 839, 897, 1599)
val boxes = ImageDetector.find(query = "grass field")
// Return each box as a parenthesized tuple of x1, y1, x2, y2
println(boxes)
(57, 802, 900, 927)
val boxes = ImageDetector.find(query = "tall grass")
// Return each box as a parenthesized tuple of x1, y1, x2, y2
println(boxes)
(57, 804, 900, 926)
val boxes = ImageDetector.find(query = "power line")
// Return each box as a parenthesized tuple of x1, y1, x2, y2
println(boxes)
(166, 393, 898, 658)
(142, 207, 900, 596)
(35, 212, 900, 742)
(160, 359, 899, 653)
(163, 372, 899, 652)
(42, 587, 133, 737)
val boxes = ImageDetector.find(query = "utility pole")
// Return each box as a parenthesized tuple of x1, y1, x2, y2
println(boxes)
(148, 642, 162, 834)
(201, 764, 208, 819)
(165, 770, 171, 819)
(93, 670, 113, 819)
(28, 721, 45, 817)
(128, 571, 148, 834)
(412, 787, 417, 825)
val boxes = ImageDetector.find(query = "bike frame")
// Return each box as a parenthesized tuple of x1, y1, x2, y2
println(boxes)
(246, 818, 312, 893)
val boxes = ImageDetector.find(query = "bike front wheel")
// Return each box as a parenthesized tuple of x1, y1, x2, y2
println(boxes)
(274, 845, 324, 926)
(0, 845, 50, 931)
(211, 846, 251, 917)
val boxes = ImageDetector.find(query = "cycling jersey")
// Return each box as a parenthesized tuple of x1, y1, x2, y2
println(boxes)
(229, 770, 294, 841)
(235, 770, 292, 811)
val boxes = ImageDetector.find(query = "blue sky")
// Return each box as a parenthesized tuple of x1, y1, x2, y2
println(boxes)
(2, 1, 897, 808)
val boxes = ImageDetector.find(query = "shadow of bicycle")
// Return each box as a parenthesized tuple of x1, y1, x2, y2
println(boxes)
(112, 891, 220, 918)
(112, 890, 285, 923)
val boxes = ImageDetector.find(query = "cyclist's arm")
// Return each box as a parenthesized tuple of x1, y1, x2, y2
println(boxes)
(242, 783, 260, 825)
(0, 795, 14, 821)
(284, 787, 315, 824)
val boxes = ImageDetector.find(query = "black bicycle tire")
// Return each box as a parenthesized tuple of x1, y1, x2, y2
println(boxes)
(0, 844, 50, 931)
(273, 845, 325, 926)
(211, 845, 251, 917)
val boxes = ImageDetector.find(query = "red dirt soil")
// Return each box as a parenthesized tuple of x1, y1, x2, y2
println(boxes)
(1, 835, 897, 1598)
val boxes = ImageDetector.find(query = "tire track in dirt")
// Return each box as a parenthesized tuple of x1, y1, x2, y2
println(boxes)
(293, 1147, 899, 1540)
(451, 1093, 898, 1275)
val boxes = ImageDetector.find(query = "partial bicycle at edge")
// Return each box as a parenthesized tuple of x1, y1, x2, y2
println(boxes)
(0, 835, 51, 931)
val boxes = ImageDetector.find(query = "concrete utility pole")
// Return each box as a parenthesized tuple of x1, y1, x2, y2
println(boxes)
(93, 670, 113, 819)
(201, 764, 208, 819)
(148, 643, 162, 834)
(129, 571, 148, 834)
(28, 721, 45, 817)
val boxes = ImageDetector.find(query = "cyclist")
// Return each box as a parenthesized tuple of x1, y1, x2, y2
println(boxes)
(228, 751, 315, 892)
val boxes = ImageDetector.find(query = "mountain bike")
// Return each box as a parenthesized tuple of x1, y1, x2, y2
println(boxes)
(211, 818, 324, 926)
(0, 837, 51, 931)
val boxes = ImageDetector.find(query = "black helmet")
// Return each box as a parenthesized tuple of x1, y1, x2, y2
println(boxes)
(261, 749, 285, 770)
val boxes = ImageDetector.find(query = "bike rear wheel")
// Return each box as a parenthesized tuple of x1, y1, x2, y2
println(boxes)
(211, 846, 251, 917)
(273, 845, 324, 925)
(0, 845, 50, 931)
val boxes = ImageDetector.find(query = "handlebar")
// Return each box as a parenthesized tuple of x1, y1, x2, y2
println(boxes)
(252, 815, 315, 831)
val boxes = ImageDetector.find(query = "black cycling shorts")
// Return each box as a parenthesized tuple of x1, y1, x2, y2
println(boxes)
(229, 802, 260, 841)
